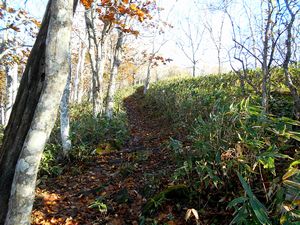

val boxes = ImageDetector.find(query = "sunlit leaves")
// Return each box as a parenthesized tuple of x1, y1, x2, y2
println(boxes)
(80, 0, 94, 9)
(80, 0, 154, 36)
(0, 4, 40, 67)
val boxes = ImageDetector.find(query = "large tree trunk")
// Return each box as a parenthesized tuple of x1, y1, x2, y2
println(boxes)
(0, 1, 51, 222)
(106, 30, 123, 118)
(0, 0, 76, 224)
(60, 66, 72, 156)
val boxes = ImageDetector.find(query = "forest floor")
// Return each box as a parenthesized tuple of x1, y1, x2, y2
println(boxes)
(32, 89, 189, 225)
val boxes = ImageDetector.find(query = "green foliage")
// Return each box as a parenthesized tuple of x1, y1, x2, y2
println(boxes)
(142, 184, 189, 215)
(39, 101, 130, 177)
(114, 85, 140, 112)
(144, 71, 300, 224)
(228, 173, 271, 225)
(89, 199, 108, 214)
(69, 109, 129, 160)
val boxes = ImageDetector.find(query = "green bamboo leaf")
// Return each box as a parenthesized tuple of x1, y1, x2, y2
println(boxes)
(237, 172, 271, 225)
(288, 131, 300, 142)
(283, 180, 300, 189)
(280, 117, 300, 126)
(229, 205, 249, 225)
(290, 160, 300, 168)
(227, 196, 248, 209)
(283, 168, 299, 181)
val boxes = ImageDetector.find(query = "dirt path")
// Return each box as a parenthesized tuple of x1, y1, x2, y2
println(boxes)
(32, 90, 180, 225)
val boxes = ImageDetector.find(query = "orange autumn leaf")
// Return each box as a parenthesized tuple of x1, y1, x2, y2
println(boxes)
(101, 0, 110, 5)
(80, 0, 93, 9)
(118, 5, 126, 14)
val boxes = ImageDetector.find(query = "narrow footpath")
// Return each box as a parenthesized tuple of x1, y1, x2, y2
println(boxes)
(32, 89, 185, 225)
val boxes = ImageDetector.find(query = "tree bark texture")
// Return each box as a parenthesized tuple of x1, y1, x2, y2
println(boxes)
(0, 0, 77, 224)
(283, 0, 300, 119)
(143, 61, 151, 94)
(74, 42, 87, 103)
(106, 30, 123, 118)
(0, 1, 51, 223)
(5, 64, 19, 126)
(85, 7, 110, 117)
(60, 65, 72, 156)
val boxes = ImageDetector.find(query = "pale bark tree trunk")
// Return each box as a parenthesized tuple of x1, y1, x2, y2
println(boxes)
(0, 0, 76, 224)
(205, 12, 225, 75)
(74, 42, 87, 103)
(85, 6, 110, 117)
(0, 3, 51, 221)
(72, 41, 82, 102)
(5, 64, 19, 126)
(283, 0, 300, 119)
(0, 102, 5, 126)
(143, 61, 151, 94)
(106, 30, 123, 118)
(261, 1, 272, 113)
(192, 62, 196, 77)
(85, 8, 100, 117)
(60, 65, 72, 156)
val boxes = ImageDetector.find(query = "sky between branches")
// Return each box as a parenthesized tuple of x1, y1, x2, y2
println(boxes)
(8, 0, 295, 75)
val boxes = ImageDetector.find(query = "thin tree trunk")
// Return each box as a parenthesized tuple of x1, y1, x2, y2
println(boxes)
(0, 103, 5, 126)
(73, 41, 82, 102)
(143, 61, 151, 94)
(106, 30, 123, 118)
(85, 7, 110, 117)
(283, 0, 300, 119)
(0, 0, 77, 224)
(261, 1, 272, 113)
(192, 62, 196, 77)
(85, 8, 100, 117)
(5, 64, 18, 126)
(60, 65, 72, 156)
(74, 42, 87, 103)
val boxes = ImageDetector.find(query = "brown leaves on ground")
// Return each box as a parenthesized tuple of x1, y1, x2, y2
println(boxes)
(32, 89, 187, 224)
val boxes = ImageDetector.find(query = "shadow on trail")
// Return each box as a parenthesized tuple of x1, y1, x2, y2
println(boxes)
(32, 87, 182, 225)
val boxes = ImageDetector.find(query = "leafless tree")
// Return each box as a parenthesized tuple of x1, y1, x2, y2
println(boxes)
(176, 16, 204, 77)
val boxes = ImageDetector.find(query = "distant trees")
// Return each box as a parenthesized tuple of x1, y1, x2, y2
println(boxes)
(176, 16, 204, 77)
(0, 0, 158, 222)
(0, 1, 40, 125)
(224, 0, 299, 114)
(179, 0, 299, 116)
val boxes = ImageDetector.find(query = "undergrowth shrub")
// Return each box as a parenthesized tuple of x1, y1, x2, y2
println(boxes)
(39, 86, 133, 177)
(145, 72, 300, 224)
